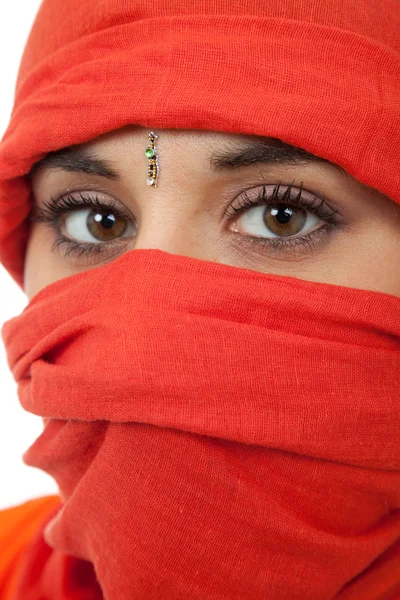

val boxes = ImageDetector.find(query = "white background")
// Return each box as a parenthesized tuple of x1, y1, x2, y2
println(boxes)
(0, 1, 58, 509)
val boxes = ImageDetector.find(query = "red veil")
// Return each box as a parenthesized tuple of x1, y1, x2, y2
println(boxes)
(0, 1, 399, 598)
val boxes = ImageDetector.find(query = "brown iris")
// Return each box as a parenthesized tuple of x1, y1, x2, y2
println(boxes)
(87, 210, 127, 241)
(264, 205, 306, 237)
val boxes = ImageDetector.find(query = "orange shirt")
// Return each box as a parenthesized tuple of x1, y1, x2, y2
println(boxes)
(0, 496, 61, 599)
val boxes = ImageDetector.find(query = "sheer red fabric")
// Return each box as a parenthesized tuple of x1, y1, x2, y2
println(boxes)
(2, 249, 400, 598)
(0, 496, 102, 600)
(0, 0, 399, 598)
(0, 0, 399, 285)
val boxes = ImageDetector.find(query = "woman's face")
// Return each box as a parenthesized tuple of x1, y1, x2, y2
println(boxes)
(25, 126, 400, 299)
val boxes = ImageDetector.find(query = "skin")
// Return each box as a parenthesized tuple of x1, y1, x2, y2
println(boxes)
(24, 126, 400, 300)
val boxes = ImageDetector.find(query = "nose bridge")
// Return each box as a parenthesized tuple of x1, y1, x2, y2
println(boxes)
(134, 198, 204, 257)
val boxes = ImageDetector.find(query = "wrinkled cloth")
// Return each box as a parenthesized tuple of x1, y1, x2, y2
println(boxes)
(2, 249, 400, 599)
(0, 0, 400, 598)
(0, 0, 399, 285)
(0, 496, 65, 599)
(0, 496, 102, 599)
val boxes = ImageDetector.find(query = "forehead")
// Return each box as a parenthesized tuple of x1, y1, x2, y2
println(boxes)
(30, 127, 346, 181)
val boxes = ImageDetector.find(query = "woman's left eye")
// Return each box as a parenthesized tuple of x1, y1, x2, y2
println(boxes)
(230, 203, 320, 239)
(225, 181, 343, 256)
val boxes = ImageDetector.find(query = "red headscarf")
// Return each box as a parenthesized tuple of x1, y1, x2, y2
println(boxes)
(0, 1, 399, 598)
(0, 0, 399, 286)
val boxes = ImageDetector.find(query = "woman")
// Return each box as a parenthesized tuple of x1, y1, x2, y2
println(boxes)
(0, 0, 399, 598)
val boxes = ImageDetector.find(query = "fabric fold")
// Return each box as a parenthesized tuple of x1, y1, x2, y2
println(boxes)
(0, 1, 399, 285)
(2, 249, 400, 598)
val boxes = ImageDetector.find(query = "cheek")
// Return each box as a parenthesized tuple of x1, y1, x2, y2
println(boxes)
(372, 235, 400, 298)
(23, 224, 72, 299)
(366, 206, 400, 298)
(338, 225, 400, 297)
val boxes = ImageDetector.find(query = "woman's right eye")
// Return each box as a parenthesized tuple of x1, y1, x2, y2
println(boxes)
(30, 192, 138, 251)
(61, 207, 136, 243)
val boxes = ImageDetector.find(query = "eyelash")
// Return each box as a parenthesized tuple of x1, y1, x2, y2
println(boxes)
(29, 181, 344, 261)
(224, 180, 343, 256)
(30, 193, 131, 261)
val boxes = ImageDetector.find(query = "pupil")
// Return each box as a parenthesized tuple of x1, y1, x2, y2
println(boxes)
(273, 207, 293, 224)
(94, 212, 116, 229)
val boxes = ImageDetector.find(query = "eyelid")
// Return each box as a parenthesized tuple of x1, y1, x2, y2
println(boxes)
(225, 181, 345, 224)
(29, 181, 346, 264)
(30, 191, 133, 224)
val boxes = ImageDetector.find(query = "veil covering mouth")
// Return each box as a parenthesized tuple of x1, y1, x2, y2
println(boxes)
(0, 0, 399, 598)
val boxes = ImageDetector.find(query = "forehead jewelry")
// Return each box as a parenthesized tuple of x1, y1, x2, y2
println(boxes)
(145, 131, 159, 187)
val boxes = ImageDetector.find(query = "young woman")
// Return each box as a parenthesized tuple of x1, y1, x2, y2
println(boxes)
(0, 0, 399, 598)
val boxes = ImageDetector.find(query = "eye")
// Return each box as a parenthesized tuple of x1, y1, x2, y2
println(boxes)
(62, 207, 136, 243)
(230, 203, 320, 239)
(224, 182, 344, 256)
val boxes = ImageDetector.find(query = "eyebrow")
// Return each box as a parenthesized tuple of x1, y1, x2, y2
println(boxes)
(30, 137, 347, 179)
(30, 148, 120, 179)
(209, 138, 347, 176)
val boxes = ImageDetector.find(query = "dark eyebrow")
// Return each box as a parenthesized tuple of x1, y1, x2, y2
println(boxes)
(30, 136, 348, 179)
(30, 147, 120, 180)
(209, 137, 348, 177)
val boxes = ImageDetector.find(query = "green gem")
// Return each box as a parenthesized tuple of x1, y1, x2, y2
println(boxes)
(145, 147, 155, 158)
